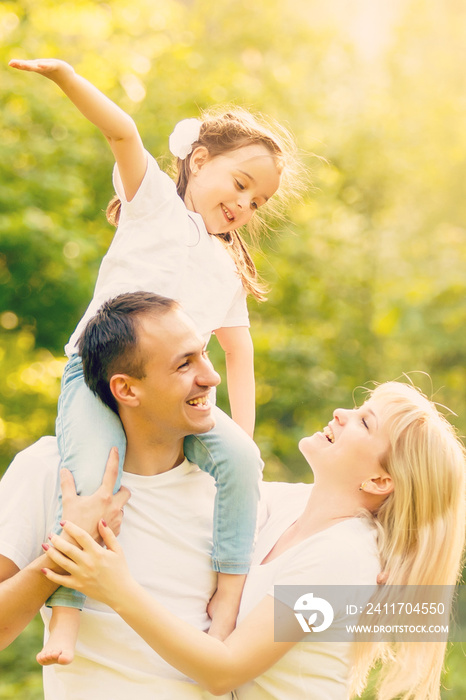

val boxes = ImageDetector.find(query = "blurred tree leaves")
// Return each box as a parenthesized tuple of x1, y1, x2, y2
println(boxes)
(2, 0, 465, 478)
(1, 1, 466, 692)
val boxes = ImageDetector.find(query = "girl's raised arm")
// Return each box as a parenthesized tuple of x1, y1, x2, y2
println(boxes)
(9, 58, 146, 202)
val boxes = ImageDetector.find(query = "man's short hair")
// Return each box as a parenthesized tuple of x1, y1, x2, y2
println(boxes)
(78, 291, 178, 414)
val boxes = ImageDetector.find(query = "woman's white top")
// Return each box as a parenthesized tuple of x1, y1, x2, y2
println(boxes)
(65, 152, 249, 356)
(235, 482, 381, 700)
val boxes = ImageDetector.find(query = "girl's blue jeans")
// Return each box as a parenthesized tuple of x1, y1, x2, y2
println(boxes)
(47, 354, 263, 609)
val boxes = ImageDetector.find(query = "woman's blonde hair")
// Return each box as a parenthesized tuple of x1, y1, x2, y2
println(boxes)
(351, 381, 466, 700)
(107, 106, 300, 301)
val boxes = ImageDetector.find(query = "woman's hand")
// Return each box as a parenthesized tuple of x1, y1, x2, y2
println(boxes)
(9, 58, 74, 81)
(42, 520, 131, 607)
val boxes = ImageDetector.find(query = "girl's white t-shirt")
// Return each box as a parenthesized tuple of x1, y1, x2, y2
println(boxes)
(66, 152, 249, 355)
(235, 482, 381, 700)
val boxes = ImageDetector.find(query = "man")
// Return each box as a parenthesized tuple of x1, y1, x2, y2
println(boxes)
(0, 292, 233, 699)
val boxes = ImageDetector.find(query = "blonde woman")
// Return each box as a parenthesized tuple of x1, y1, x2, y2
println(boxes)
(42, 382, 466, 699)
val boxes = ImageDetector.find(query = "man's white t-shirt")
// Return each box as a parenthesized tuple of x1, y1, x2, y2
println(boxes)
(66, 153, 249, 355)
(235, 482, 381, 700)
(0, 438, 230, 700)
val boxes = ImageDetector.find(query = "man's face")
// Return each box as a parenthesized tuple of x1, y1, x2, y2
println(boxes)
(131, 308, 220, 440)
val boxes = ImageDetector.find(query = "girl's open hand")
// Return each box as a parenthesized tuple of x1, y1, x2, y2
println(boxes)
(8, 58, 74, 78)
(42, 520, 132, 607)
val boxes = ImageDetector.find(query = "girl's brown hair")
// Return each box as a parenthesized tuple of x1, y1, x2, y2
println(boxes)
(107, 106, 299, 301)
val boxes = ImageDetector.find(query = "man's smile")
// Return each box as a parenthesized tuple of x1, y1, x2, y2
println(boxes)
(186, 394, 211, 410)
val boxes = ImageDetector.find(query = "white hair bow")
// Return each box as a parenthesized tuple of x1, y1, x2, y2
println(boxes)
(168, 118, 202, 160)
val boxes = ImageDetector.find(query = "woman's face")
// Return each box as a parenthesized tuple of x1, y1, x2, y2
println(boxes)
(299, 398, 391, 489)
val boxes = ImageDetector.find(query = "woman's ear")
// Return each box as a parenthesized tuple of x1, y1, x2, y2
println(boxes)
(109, 374, 140, 408)
(364, 472, 394, 497)
(189, 146, 210, 174)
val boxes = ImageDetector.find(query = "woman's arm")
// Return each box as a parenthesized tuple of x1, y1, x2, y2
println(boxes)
(43, 521, 297, 695)
(214, 326, 255, 438)
(8, 58, 146, 201)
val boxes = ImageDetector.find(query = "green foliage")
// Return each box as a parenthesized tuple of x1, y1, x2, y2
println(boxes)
(0, 616, 43, 700)
(1, 0, 465, 695)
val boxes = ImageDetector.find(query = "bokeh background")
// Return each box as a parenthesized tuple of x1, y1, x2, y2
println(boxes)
(1, 0, 465, 697)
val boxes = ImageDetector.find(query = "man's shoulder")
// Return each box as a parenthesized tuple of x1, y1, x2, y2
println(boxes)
(2, 436, 60, 483)
(9, 435, 59, 464)
(260, 480, 312, 504)
(0, 437, 60, 569)
(257, 480, 312, 530)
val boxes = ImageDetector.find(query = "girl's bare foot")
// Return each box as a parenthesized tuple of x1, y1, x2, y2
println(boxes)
(36, 606, 80, 666)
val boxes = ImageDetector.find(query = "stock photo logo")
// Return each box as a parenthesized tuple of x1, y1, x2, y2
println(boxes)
(293, 592, 334, 633)
(274, 585, 462, 643)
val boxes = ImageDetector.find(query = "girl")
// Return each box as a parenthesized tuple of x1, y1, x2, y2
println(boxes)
(9, 58, 297, 665)
(43, 381, 466, 699)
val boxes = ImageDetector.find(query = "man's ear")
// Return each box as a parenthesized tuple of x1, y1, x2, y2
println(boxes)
(109, 374, 140, 408)
(189, 146, 210, 174)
